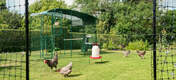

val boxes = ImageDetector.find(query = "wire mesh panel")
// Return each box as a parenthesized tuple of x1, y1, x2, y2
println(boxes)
(0, 0, 28, 80)
(95, 0, 153, 80)
(156, 0, 176, 80)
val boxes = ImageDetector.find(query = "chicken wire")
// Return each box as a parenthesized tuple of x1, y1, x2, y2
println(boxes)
(97, 0, 175, 80)
(0, 0, 28, 80)
(1, 0, 175, 80)
(155, 0, 176, 80)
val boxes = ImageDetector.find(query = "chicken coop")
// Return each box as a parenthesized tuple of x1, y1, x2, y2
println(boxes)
(30, 8, 97, 59)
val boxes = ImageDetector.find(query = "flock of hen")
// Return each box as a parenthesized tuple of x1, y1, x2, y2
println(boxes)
(122, 50, 146, 59)
(44, 52, 72, 77)
(42, 50, 146, 77)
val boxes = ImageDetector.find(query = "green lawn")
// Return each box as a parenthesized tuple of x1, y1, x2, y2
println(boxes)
(0, 50, 152, 80)
(0, 52, 26, 80)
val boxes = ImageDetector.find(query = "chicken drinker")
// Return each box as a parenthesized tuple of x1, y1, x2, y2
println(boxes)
(90, 43, 101, 59)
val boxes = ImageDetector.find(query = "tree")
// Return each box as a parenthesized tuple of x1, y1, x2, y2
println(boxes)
(0, 0, 6, 10)
(28, 0, 68, 30)
(0, 10, 23, 29)
(75, 0, 119, 34)
(0, 0, 23, 29)
(112, 1, 154, 43)
(29, 0, 67, 13)
(74, 0, 155, 48)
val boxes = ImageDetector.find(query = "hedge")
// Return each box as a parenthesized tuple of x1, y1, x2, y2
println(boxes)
(0, 29, 25, 52)
(0, 29, 87, 52)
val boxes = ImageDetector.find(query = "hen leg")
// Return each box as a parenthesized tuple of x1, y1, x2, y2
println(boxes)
(64, 75, 68, 77)
(141, 55, 144, 59)
(123, 53, 127, 57)
(50, 67, 53, 72)
(55, 66, 57, 70)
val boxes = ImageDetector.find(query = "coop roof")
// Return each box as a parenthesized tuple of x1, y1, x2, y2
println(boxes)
(31, 8, 97, 26)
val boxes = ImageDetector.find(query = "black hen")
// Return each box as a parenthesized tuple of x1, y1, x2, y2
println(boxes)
(44, 52, 58, 69)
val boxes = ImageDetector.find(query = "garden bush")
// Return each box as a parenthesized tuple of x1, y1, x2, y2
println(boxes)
(0, 29, 25, 52)
(0, 29, 86, 52)
(101, 35, 127, 50)
(126, 40, 149, 50)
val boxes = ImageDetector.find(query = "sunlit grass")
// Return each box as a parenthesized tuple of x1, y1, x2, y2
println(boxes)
(29, 50, 152, 80)
(0, 50, 153, 80)
(0, 52, 26, 80)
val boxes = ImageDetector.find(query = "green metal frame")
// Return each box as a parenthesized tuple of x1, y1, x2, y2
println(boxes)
(30, 8, 97, 59)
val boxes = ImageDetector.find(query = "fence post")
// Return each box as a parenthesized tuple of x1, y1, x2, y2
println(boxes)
(153, 0, 157, 80)
(25, 0, 29, 80)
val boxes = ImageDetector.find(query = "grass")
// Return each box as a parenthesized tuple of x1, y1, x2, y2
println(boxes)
(0, 50, 152, 80)
(0, 52, 26, 80)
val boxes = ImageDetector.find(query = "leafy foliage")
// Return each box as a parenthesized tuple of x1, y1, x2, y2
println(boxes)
(74, 0, 176, 50)
(114, 1, 153, 41)
(29, 0, 67, 13)
(0, 30, 25, 52)
(0, 0, 6, 10)
(101, 35, 127, 50)
(76, 1, 153, 49)
(0, 0, 175, 51)
(0, 1, 23, 29)
(29, 0, 68, 30)
(126, 40, 149, 50)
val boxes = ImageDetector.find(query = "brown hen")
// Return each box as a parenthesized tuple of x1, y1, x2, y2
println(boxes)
(136, 51, 146, 59)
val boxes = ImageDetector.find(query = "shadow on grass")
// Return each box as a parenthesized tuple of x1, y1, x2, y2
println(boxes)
(0, 59, 26, 63)
(101, 52, 117, 54)
(80, 51, 119, 55)
(68, 74, 82, 77)
(30, 58, 44, 62)
(95, 61, 110, 64)
(0, 65, 21, 71)
(0, 59, 7, 61)
(79, 51, 118, 56)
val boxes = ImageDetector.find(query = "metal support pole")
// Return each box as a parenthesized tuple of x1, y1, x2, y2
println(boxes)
(40, 16, 44, 58)
(25, 0, 29, 80)
(51, 14, 55, 58)
(70, 11, 72, 57)
(153, 0, 157, 80)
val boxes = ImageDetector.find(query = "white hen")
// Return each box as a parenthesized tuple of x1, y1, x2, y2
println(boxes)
(56, 62, 72, 77)
(122, 50, 130, 57)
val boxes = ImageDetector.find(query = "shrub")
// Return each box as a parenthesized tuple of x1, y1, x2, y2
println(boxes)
(126, 40, 149, 50)
(101, 35, 127, 50)
(0, 29, 25, 52)
(102, 38, 118, 50)
(55, 47, 60, 51)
